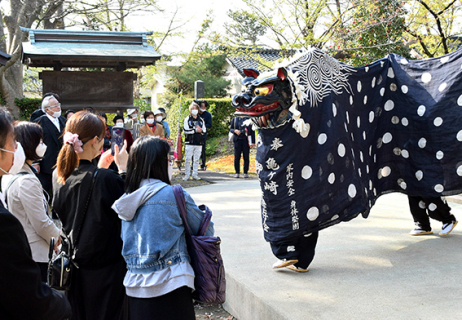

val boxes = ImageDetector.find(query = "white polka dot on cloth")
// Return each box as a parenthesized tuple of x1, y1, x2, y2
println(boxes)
(421, 72, 431, 83)
(307, 207, 319, 221)
(419, 201, 426, 209)
(417, 105, 426, 116)
(357, 116, 361, 128)
(380, 88, 385, 96)
(382, 132, 392, 144)
(436, 151, 444, 160)
(357, 81, 362, 92)
(348, 184, 357, 198)
(457, 165, 462, 176)
(328, 173, 335, 184)
(401, 149, 409, 158)
(415, 170, 423, 181)
(301, 166, 312, 179)
(364, 95, 368, 104)
(457, 130, 462, 141)
(402, 118, 409, 126)
(384, 100, 394, 111)
(401, 58, 409, 65)
(458, 95, 462, 106)
(418, 138, 427, 148)
(387, 68, 395, 78)
(318, 133, 327, 145)
(382, 166, 391, 177)
(338, 143, 346, 157)
(369, 111, 374, 123)
(372, 77, 376, 88)
(332, 104, 337, 117)
(428, 203, 437, 211)
(439, 83, 447, 92)
(401, 85, 408, 94)
(350, 95, 353, 105)
(434, 184, 444, 193)
(434, 117, 443, 127)
(441, 56, 449, 64)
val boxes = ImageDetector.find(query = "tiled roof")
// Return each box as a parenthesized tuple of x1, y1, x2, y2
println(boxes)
(226, 48, 295, 77)
(21, 28, 161, 69)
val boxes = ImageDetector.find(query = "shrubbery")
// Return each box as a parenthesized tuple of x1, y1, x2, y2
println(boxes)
(15, 97, 42, 120)
(167, 97, 234, 142)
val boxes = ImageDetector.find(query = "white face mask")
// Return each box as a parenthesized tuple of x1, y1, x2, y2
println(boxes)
(140, 118, 145, 124)
(156, 116, 163, 122)
(0, 142, 26, 175)
(114, 122, 124, 128)
(191, 110, 199, 116)
(147, 119, 155, 125)
(35, 141, 47, 158)
(52, 110, 61, 118)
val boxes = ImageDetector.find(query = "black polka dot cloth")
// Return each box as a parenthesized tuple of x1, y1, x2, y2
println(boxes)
(256, 49, 462, 243)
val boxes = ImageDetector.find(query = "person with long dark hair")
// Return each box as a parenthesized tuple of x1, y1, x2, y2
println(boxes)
(1, 121, 60, 282)
(0, 107, 71, 319)
(112, 136, 214, 320)
(52, 111, 129, 320)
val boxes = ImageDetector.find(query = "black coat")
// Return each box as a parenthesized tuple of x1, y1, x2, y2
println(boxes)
(0, 201, 71, 320)
(52, 161, 126, 319)
(36, 115, 66, 175)
(230, 117, 255, 143)
(52, 160, 125, 268)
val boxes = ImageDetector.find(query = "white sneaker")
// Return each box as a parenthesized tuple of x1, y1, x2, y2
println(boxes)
(439, 220, 458, 236)
(234, 174, 239, 178)
(244, 173, 249, 178)
(182, 176, 190, 181)
(192, 175, 201, 180)
(272, 259, 299, 269)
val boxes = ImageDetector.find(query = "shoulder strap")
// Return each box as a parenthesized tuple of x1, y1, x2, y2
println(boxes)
(172, 185, 211, 236)
(4, 172, 30, 203)
(172, 185, 192, 236)
(71, 168, 99, 253)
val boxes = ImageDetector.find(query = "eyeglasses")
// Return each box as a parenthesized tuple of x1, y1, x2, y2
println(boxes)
(49, 103, 61, 109)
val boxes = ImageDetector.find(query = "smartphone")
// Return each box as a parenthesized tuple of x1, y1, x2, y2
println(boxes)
(111, 127, 125, 155)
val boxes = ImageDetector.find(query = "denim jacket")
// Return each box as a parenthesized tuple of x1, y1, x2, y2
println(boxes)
(112, 179, 214, 274)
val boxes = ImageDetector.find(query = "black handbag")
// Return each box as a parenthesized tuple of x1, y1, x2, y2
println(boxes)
(47, 236, 73, 290)
(47, 169, 98, 290)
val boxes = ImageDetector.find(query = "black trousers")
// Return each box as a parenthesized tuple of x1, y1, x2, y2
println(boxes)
(270, 231, 319, 269)
(128, 286, 195, 320)
(200, 134, 207, 169)
(408, 196, 455, 231)
(233, 139, 250, 174)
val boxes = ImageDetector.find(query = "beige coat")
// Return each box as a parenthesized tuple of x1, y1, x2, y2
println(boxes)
(1, 164, 59, 262)
(139, 123, 165, 138)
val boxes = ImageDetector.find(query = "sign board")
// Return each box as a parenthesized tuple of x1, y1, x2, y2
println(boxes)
(41, 71, 135, 112)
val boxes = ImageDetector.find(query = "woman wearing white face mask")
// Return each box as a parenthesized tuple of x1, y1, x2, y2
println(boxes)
(1, 121, 61, 282)
(139, 110, 164, 138)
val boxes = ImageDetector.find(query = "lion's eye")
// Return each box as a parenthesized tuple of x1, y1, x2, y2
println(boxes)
(254, 85, 273, 96)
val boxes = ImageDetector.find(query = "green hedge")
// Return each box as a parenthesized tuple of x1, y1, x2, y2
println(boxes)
(15, 98, 42, 120)
(167, 98, 235, 141)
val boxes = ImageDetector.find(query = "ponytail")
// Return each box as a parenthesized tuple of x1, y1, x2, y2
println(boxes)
(56, 143, 79, 185)
(55, 111, 105, 184)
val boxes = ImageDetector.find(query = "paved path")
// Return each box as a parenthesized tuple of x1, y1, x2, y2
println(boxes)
(186, 176, 462, 320)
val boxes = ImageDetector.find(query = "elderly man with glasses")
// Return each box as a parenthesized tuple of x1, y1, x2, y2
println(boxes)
(35, 95, 66, 198)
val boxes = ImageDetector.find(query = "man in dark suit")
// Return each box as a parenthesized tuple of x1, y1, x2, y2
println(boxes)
(36, 95, 66, 196)
(0, 107, 71, 319)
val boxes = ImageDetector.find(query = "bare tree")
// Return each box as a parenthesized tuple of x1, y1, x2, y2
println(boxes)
(0, 0, 64, 117)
